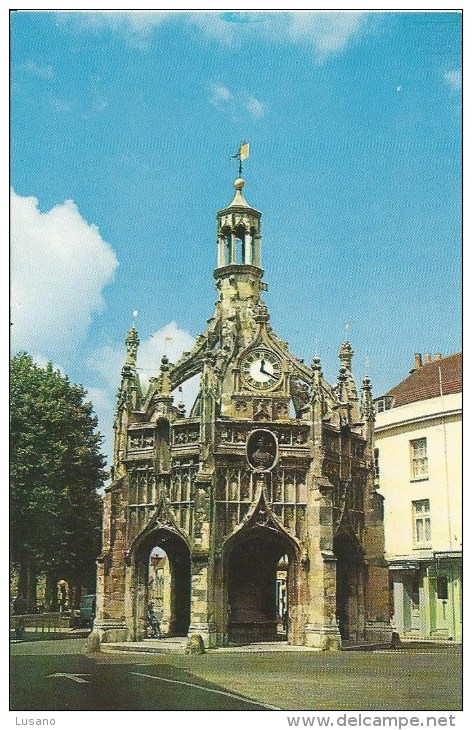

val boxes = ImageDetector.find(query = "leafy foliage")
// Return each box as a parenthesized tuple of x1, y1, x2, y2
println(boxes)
(10, 353, 106, 604)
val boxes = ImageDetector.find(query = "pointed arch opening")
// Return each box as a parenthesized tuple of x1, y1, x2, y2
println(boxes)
(333, 529, 365, 641)
(224, 525, 298, 644)
(133, 527, 191, 637)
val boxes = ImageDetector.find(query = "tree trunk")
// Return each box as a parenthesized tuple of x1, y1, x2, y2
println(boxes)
(45, 573, 59, 612)
(18, 556, 37, 611)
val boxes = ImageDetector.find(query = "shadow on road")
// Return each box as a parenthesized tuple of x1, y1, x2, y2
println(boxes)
(10, 649, 275, 711)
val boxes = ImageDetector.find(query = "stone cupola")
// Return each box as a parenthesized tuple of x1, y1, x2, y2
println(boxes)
(214, 177, 264, 310)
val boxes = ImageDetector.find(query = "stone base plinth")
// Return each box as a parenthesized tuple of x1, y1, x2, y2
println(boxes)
(228, 620, 278, 645)
(188, 622, 217, 648)
(364, 621, 395, 645)
(94, 618, 129, 643)
(304, 623, 342, 651)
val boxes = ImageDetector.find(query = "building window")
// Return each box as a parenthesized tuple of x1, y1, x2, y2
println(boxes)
(412, 499, 431, 546)
(437, 576, 448, 600)
(410, 437, 428, 479)
(374, 448, 380, 483)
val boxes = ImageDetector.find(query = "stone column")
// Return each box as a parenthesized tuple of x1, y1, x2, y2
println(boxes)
(253, 235, 261, 267)
(188, 552, 217, 647)
(187, 471, 217, 647)
(244, 232, 252, 264)
(392, 575, 405, 636)
(160, 560, 172, 635)
(217, 236, 225, 268)
(304, 480, 342, 650)
(230, 232, 236, 264)
(94, 486, 129, 643)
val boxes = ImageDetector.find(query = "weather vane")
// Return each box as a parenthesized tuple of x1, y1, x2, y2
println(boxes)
(230, 141, 249, 177)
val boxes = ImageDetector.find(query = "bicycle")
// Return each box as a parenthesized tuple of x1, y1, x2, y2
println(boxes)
(145, 609, 161, 639)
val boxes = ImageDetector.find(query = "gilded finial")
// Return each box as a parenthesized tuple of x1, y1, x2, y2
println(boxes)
(230, 141, 249, 177)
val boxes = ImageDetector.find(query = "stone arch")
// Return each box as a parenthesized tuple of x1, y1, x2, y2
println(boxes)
(333, 526, 365, 641)
(221, 490, 301, 644)
(128, 523, 191, 640)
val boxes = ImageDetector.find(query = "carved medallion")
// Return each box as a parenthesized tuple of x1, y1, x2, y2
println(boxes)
(246, 429, 278, 472)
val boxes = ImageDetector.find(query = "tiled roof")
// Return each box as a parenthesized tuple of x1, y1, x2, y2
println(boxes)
(385, 353, 462, 407)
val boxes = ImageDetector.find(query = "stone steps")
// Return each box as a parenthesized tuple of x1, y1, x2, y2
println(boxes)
(101, 637, 188, 655)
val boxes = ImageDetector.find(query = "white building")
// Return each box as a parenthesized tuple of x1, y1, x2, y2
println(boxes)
(374, 352, 462, 642)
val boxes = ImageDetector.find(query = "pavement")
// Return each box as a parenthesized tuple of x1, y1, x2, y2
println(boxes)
(15, 629, 450, 655)
(100, 637, 397, 654)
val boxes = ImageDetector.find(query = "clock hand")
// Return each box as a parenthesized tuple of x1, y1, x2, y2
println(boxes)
(260, 361, 279, 380)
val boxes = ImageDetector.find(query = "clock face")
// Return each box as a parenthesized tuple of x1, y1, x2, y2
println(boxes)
(241, 349, 283, 390)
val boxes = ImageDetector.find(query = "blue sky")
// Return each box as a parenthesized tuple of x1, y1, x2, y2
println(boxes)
(10, 10, 462, 468)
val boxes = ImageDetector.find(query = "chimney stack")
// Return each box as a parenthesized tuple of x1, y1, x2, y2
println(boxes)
(435, 353, 442, 361)
(414, 353, 423, 370)
(425, 353, 432, 364)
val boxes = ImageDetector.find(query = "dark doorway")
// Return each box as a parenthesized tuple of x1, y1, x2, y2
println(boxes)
(333, 531, 364, 641)
(226, 528, 293, 644)
(134, 528, 191, 637)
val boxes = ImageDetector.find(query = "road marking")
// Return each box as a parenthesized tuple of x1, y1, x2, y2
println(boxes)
(373, 651, 440, 655)
(130, 672, 280, 710)
(47, 673, 90, 683)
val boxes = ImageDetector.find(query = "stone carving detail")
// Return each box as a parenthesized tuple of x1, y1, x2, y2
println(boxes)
(217, 424, 309, 449)
(352, 440, 365, 460)
(271, 467, 307, 505)
(194, 488, 209, 539)
(116, 385, 127, 413)
(274, 401, 289, 418)
(217, 427, 247, 445)
(247, 430, 278, 472)
(170, 459, 198, 504)
(254, 506, 271, 528)
(129, 467, 157, 505)
(128, 431, 154, 450)
(290, 379, 310, 413)
(173, 426, 200, 445)
(253, 400, 271, 421)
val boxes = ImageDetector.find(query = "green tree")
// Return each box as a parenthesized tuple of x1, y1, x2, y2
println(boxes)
(10, 353, 106, 610)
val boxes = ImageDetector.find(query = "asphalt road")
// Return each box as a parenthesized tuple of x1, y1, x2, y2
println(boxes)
(10, 638, 462, 712)
(10, 640, 275, 711)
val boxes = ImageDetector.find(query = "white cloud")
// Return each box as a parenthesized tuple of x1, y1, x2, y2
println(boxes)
(88, 321, 196, 392)
(29, 353, 65, 375)
(209, 83, 232, 107)
(187, 12, 236, 45)
(246, 95, 266, 119)
(55, 12, 169, 33)
(209, 83, 267, 120)
(194, 11, 367, 61)
(55, 10, 171, 49)
(138, 322, 200, 420)
(56, 11, 368, 62)
(83, 385, 116, 470)
(10, 190, 118, 361)
(22, 61, 54, 79)
(445, 70, 461, 91)
(285, 12, 365, 58)
(87, 322, 200, 467)
(138, 322, 195, 385)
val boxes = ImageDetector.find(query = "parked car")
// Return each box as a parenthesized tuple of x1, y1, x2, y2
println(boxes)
(79, 594, 96, 629)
